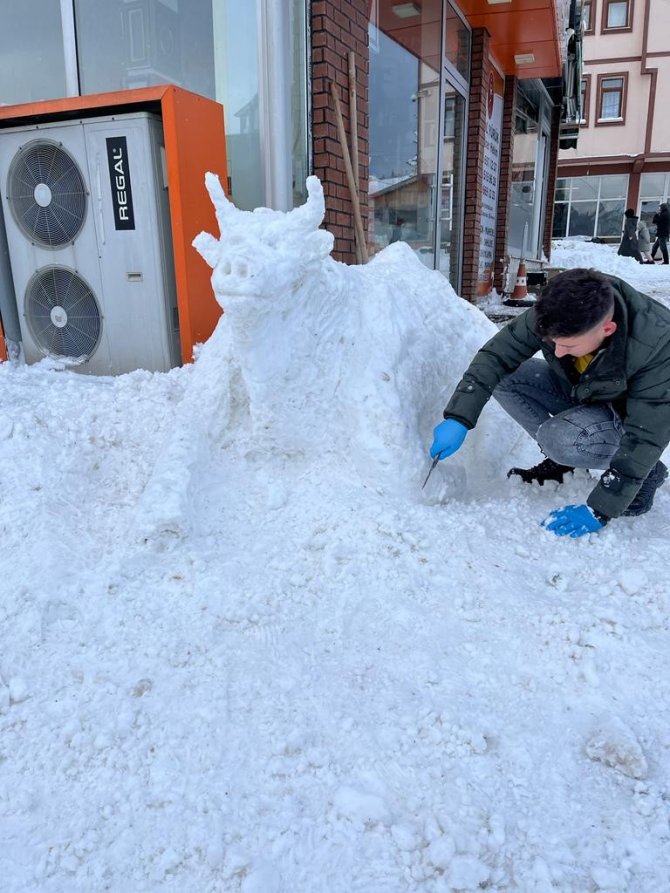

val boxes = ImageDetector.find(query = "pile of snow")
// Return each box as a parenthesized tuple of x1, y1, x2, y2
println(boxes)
(552, 238, 670, 306)
(1, 185, 670, 892)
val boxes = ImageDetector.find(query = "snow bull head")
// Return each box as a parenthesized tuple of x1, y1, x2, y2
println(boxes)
(193, 174, 334, 309)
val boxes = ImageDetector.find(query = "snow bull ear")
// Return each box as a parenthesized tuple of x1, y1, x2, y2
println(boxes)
(204, 171, 236, 235)
(284, 175, 326, 233)
(192, 231, 220, 269)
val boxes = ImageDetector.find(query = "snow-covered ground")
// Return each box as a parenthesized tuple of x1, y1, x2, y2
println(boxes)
(2, 187, 670, 892)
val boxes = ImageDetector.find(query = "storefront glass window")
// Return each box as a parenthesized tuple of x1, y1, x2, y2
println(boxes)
(290, 0, 309, 205)
(75, 0, 216, 97)
(554, 180, 570, 203)
(552, 200, 569, 237)
(438, 85, 466, 288)
(368, 0, 442, 263)
(368, 0, 470, 292)
(74, 0, 263, 209)
(73, 0, 308, 211)
(552, 174, 628, 238)
(596, 201, 624, 237)
(599, 175, 628, 199)
(0, 0, 67, 104)
(509, 94, 539, 256)
(569, 201, 597, 236)
(570, 176, 600, 201)
(212, 3, 264, 209)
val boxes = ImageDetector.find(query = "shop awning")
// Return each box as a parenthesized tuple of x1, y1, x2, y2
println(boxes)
(375, 0, 565, 79)
(454, 0, 564, 78)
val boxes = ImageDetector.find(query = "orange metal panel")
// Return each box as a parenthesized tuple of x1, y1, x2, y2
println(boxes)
(0, 86, 169, 122)
(160, 87, 227, 364)
(0, 317, 6, 362)
(0, 85, 226, 367)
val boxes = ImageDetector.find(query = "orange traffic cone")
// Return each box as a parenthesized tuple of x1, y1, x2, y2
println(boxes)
(512, 261, 528, 299)
(503, 260, 535, 307)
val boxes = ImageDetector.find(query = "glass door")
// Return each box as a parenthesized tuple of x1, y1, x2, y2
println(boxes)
(437, 80, 466, 291)
(368, 1, 469, 290)
(436, 2, 469, 292)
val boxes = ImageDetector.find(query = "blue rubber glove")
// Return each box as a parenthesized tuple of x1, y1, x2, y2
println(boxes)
(542, 504, 607, 538)
(430, 419, 468, 460)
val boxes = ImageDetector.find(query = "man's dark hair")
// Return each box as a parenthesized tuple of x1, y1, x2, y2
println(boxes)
(534, 268, 615, 338)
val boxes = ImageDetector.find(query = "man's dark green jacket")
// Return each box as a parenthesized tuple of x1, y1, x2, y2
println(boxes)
(443, 275, 670, 518)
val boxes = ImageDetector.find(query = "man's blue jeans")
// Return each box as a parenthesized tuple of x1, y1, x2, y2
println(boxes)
(652, 234, 669, 264)
(493, 358, 624, 469)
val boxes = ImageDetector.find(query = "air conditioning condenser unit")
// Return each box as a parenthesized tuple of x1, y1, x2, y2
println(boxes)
(0, 111, 181, 374)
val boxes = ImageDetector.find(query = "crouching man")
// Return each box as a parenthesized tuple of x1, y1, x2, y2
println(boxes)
(430, 268, 670, 538)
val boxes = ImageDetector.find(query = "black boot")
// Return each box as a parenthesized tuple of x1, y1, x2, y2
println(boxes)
(622, 460, 668, 516)
(507, 457, 574, 485)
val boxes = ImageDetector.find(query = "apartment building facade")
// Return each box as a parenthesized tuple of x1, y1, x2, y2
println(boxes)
(555, 0, 670, 238)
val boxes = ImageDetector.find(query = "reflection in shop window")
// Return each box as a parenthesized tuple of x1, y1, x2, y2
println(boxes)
(367, 0, 468, 291)
(0, 0, 67, 103)
(444, 3, 470, 81)
(438, 86, 466, 288)
(510, 96, 539, 256)
(75, 0, 216, 97)
(74, 1, 307, 212)
(596, 201, 624, 237)
(444, 96, 455, 139)
(569, 201, 597, 237)
(368, 3, 441, 266)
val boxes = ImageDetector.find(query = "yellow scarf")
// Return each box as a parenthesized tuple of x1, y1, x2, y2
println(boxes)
(574, 353, 593, 374)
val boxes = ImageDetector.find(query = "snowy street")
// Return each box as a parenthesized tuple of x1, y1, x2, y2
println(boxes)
(2, 186, 670, 891)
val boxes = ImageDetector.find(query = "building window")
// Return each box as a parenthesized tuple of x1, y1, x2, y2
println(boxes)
(596, 73, 627, 124)
(580, 75, 591, 124)
(553, 174, 628, 238)
(582, 1, 595, 34)
(603, 0, 632, 31)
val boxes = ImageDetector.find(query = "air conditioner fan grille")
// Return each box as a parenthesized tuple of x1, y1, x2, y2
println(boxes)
(26, 267, 101, 359)
(8, 140, 87, 248)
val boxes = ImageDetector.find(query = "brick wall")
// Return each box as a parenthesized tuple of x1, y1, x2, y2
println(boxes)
(462, 29, 492, 301)
(311, 0, 369, 264)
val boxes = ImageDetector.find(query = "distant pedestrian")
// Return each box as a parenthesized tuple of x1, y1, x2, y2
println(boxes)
(617, 208, 643, 263)
(637, 217, 654, 263)
(652, 203, 670, 264)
